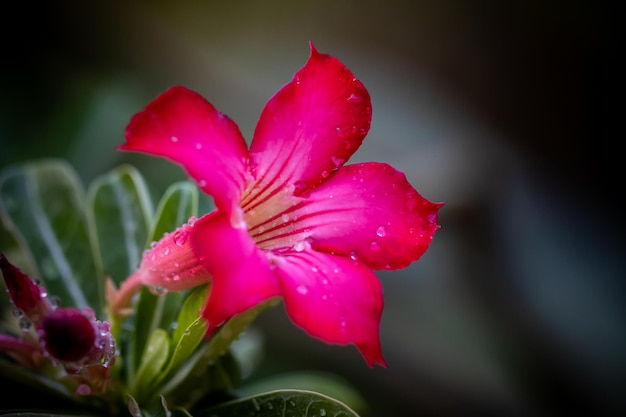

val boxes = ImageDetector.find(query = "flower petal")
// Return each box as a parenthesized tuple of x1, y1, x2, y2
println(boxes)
(289, 162, 442, 270)
(190, 210, 281, 332)
(248, 43, 371, 200)
(120, 86, 250, 215)
(273, 249, 386, 367)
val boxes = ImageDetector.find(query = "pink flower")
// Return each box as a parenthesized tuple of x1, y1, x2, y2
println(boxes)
(118, 43, 442, 366)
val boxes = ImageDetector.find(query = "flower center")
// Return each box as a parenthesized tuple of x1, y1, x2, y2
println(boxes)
(240, 181, 310, 251)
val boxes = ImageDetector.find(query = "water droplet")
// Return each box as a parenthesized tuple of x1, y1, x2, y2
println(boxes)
(173, 230, 188, 246)
(49, 296, 61, 307)
(321, 170, 330, 178)
(188, 216, 198, 225)
(349, 251, 358, 261)
(19, 317, 32, 331)
(294, 241, 307, 252)
(296, 285, 308, 295)
(195, 143, 203, 150)
(295, 76, 301, 85)
(76, 384, 92, 395)
(311, 266, 319, 272)
(376, 226, 386, 237)
(370, 241, 381, 251)
(170, 136, 179, 142)
(162, 247, 170, 256)
(149, 285, 168, 296)
(333, 267, 340, 274)
(12, 308, 23, 318)
(322, 294, 328, 301)
(281, 214, 290, 223)
(100, 355, 112, 368)
(320, 409, 327, 416)
(198, 179, 207, 187)
(347, 93, 363, 103)
(150, 241, 158, 249)
(331, 156, 344, 166)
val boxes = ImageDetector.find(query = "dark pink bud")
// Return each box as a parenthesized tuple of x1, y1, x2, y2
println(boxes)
(0, 253, 52, 323)
(39, 308, 96, 362)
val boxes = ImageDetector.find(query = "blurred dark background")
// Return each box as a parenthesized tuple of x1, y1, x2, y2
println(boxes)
(1, 1, 623, 416)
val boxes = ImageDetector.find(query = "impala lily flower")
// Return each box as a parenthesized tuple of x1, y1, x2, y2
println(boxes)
(116, 43, 442, 366)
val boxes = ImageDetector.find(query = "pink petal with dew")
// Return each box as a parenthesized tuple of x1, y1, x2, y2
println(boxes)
(120, 86, 250, 216)
(190, 211, 282, 333)
(248, 43, 371, 200)
(273, 248, 386, 367)
(291, 162, 442, 270)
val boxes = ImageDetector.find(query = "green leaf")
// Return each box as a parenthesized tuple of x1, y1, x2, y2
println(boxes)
(197, 389, 360, 417)
(146, 181, 198, 245)
(237, 371, 366, 414)
(0, 159, 97, 311)
(171, 285, 208, 348)
(86, 164, 153, 288)
(133, 328, 170, 403)
(156, 286, 209, 389)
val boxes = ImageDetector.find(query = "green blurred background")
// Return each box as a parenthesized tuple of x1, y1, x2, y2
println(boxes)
(1, 1, 623, 416)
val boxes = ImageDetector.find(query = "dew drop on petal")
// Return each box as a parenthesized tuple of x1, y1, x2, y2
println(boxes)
(347, 93, 363, 103)
(281, 214, 290, 223)
(162, 247, 170, 256)
(149, 285, 168, 296)
(195, 143, 203, 150)
(170, 136, 179, 143)
(376, 226, 386, 237)
(198, 179, 207, 187)
(293, 241, 307, 252)
(331, 156, 344, 166)
(349, 251, 358, 261)
(173, 230, 188, 246)
(370, 241, 381, 252)
(188, 216, 198, 225)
